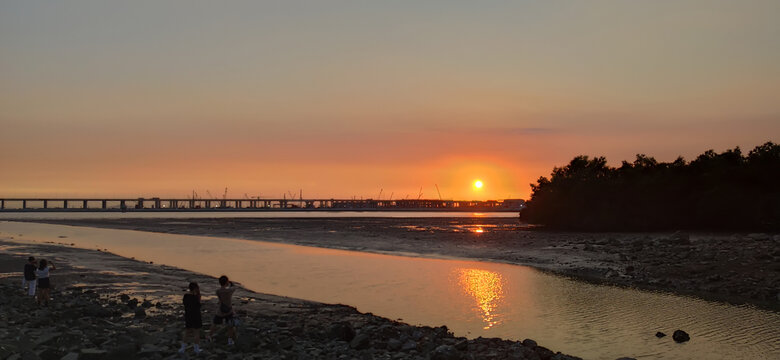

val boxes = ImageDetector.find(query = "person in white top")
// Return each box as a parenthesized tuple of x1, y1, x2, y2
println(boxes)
(35, 259, 55, 306)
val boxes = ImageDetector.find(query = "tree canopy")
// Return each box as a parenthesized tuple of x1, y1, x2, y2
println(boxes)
(519, 142, 780, 231)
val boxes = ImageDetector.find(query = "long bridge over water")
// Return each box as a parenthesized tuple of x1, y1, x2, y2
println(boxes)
(0, 197, 525, 212)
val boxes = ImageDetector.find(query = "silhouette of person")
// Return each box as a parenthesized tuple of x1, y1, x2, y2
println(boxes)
(23, 256, 37, 296)
(179, 282, 203, 355)
(35, 259, 55, 306)
(208, 275, 237, 345)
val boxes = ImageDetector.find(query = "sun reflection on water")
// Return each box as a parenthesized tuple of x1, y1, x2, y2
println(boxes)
(457, 268, 505, 329)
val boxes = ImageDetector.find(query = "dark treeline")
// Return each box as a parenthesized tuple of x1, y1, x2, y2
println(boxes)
(520, 142, 780, 231)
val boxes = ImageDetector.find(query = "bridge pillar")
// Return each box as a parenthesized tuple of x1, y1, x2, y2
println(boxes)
(206, 200, 211, 208)
(189, 200, 195, 209)
(102, 200, 107, 209)
(43, 200, 48, 209)
(22, 200, 27, 209)
(83, 200, 88, 209)
(63, 200, 68, 209)
(170, 200, 176, 209)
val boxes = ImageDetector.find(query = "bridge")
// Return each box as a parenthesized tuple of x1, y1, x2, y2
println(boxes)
(0, 197, 525, 212)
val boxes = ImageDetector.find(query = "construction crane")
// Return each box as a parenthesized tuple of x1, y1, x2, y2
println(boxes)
(416, 187, 423, 200)
(378, 188, 383, 200)
(206, 190, 215, 199)
(222, 187, 228, 200)
(435, 184, 442, 200)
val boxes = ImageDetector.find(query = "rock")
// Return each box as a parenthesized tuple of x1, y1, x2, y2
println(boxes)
(522, 339, 538, 348)
(106, 343, 137, 359)
(141, 300, 152, 308)
(747, 233, 769, 241)
(60, 353, 79, 360)
(655, 332, 666, 338)
(431, 345, 460, 360)
(328, 322, 355, 342)
(349, 333, 370, 350)
(126, 299, 138, 309)
(534, 345, 555, 360)
(670, 232, 690, 245)
(79, 348, 108, 360)
(672, 330, 690, 343)
(134, 307, 146, 318)
(119, 294, 130, 302)
(401, 340, 417, 351)
(387, 338, 402, 351)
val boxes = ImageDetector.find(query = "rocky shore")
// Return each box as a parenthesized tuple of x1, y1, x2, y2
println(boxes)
(18, 217, 779, 311)
(0, 239, 583, 360)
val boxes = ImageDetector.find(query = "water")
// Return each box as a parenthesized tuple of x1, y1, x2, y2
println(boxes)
(1, 221, 777, 360)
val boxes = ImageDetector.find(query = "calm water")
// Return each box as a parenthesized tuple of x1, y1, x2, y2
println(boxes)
(1, 221, 777, 360)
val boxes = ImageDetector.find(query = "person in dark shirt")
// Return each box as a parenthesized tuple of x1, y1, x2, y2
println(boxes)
(23, 257, 37, 296)
(179, 282, 202, 355)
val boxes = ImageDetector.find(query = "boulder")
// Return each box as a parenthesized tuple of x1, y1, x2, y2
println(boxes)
(430, 345, 460, 360)
(522, 339, 538, 348)
(672, 330, 690, 343)
(140, 300, 152, 308)
(387, 338, 402, 351)
(655, 332, 666, 338)
(328, 322, 355, 342)
(401, 340, 417, 352)
(79, 348, 108, 360)
(133, 307, 146, 319)
(60, 353, 79, 360)
(349, 333, 370, 350)
(126, 299, 138, 309)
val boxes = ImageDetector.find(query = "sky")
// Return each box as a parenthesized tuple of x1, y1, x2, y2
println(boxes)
(1, 1, 778, 200)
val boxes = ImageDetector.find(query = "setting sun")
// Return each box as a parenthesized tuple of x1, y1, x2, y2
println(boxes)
(474, 180, 483, 189)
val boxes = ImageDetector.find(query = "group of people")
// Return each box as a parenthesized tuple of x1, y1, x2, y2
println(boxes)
(22, 255, 237, 356)
(22, 256, 56, 306)
(179, 275, 238, 355)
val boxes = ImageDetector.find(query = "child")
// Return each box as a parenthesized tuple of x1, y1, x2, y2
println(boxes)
(179, 282, 202, 355)
(23, 257, 37, 296)
(35, 259, 55, 306)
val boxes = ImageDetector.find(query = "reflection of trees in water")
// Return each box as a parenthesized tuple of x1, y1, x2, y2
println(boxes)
(457, 268, 505, 329)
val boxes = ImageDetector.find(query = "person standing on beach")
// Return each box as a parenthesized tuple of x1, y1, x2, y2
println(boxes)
(35, 259, 55, 306)
(23, 257, 37, 296)
(179, 282, 203, 355)
(208, 275, 237, 345)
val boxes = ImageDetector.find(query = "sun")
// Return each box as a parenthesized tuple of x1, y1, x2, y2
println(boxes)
(474, 180, 483, 189)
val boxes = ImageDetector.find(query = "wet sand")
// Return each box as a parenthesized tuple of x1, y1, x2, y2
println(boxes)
(0, 238, 583, 360)
(15, 217, 780, 311)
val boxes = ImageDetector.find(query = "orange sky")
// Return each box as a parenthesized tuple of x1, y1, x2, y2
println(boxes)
(1, 2, 778, 200)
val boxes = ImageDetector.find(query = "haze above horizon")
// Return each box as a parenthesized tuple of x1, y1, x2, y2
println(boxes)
(1, 1, 778, 200)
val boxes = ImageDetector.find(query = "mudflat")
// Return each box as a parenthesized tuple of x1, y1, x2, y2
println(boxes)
(0, 238, 582, 360)
(15, 217, 780, 310)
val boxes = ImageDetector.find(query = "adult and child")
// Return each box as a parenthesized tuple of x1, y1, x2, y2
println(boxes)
(180, 275, 238, 355)
(22, 256, 56, 305)
(23, 256, 238, 355)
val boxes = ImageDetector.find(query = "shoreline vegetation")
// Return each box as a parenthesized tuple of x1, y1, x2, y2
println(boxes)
(11, 218, 780, 311)
(520, 142, 780, 232)
(0, 239, 583, 360)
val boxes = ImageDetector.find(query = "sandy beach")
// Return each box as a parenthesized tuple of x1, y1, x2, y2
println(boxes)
(0, 237, 583, 360)
(16, 217, 779, 311)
